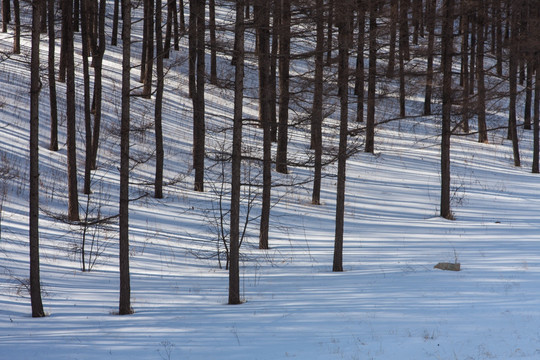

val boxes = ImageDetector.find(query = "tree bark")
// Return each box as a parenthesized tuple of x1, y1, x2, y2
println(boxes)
(508, 1, 520, 166)
(365, 0, 377, 153)
(119, 0, 133, 316)
(30, 0, 45, 318)
(112, 0, 119, 46)
(81, 0, 93, 195)
(193, 0, 206, 192)
(477, 0, 488, 143)
(311, 0, 324, 205)
(47, 0, 58, 151)
(355, 1, 365, 123)
(209, 0, 217, 84)
(229, 0, 245, 305)
(423, 0, 435, 115)
(440, 0, 454, 220)
(13, 0, 19, 53)
(155, 0, 164, 198)
(276, 0, 290, 174)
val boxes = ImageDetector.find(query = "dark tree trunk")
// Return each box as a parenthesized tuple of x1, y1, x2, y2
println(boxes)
(524, 61, 533, 130)
(311, 0, 324, 205)
(209, 0, 217, 84)
(494, 0, 503, 75)
(508, 1, 520, 166)
(399, 0, 410, 61)
(119, 0, 133, 316)
(179, 0, 185, 33)
(461, 4, 470, 133)
(155, 0, 164, 198)
(333, 0, 353, 273)
(477, 0, 488, 143)
(440, 0, 454, 220)
(193, 0, 206, 192)
(30, 0, 45, 318)
(365, 0, 377, 153)
(229, 0, 244, 305)
(13, 0, 19, 53)
(111, 0, 119, 46)
(90, 0, 106, 170)
(326, 0, 334, 64)
(188, 0, 196, 98)
(2, 0, 10, 33)
(141, 0, 154, 98)
(533, 60, 540, 173)
(423, 0, 435, 116)
(164, 0, 172, 58)
(398, 0, 407, 118)
(269, 0, 280, 142)
(355, 1, 365, 123)
(64, 0, 80, 222)
(276, 0, 290, 174)
(47, 0, 58, 151)
(81, 0, 93, 195)
(386, 0, 397, 77)
(255, 0, 271, 249)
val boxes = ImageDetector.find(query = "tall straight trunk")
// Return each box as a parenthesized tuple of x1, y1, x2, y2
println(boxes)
(2, 0, 10, 33)
(461, 7, 470, 133)
(533, 60, 540, 173)
(81, 0, 93, 195)
(399, 0, 410, 61)
(172, 0, 179, 49)
(179, 0, 186, 33)
(311, 0, 324, 205)
(365, 1, 377, 153)
(229, 0, 244, 305)
(30, 0, 45, 318)
(494, 0, 502, 75)
(524, 60, 533, 130)
(13, 0, 19, 53)
(142, 0, 154, 98)
(276, 0, 290, 174)
(90, 0, 106, 170)
(111, 0, 119, 46)
(508, 1, 520, 166)
(469, 16, 476, 94)
(326, 0, 334, 64)
(386, 0, 397, 77)
(64, 0, 80, 221)
(423, 0, 435, 115)
(440, 0, 454, 220)
(155, 0, 164, 198)
(188, 0, 196, 98)
(74, 0, 79, 32)
(119, 0, 133, 316)
(193, 0, 206, 192)
(355, 1, 365, 123)
(164, 0, 173, 58)
(48, 0, 58, 151)
(333, 0, 352, 273)
(209, 0, 217, 84)
(477, 0, 488, 143)
(269, 0, 280, 142)
(255, 0, 271, 249)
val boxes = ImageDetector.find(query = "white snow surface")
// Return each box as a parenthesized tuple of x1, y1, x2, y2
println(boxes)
(2, 4, 540, 360)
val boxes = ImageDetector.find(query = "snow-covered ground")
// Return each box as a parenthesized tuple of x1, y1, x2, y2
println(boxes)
(2, 4, 540, 360)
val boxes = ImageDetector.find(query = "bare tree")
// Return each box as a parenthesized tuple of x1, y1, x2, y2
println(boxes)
(365, 0, 377, 153)
(229, 0, 245, 305)
(119, 0, 133, 316)
(48, 0, 58, 151)
(155, 0, 164, 198)
(311, 0, 324, 205)
(276, 0, 290, 174)
(192, 0, 206, 191)
(29, 0, 45, 318)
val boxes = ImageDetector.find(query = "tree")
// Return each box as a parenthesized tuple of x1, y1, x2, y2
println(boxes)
(155, 0, 164, 198)
(29, 0, 45, 318)
(476, 0, 488, 143)
(508, 0, 520, 167)
(440, 0, 454, 220)
(255, 0, 272, 249)
(311, 0, 324, 205)
(354, 1, 365, 123)
(141, 0, 154, 98)
(119, 0, 133, 316)
(48, 0, 58, 151)
(13, 0, 19, 53)
(276, 0, 291, 174)
(209, 0, 217, 84)
(192, 0, 206, 191)
(229, 0, 245, 305)
(365, 0, 377, 153)
(64, 0, 80, 221)
(333, 0, 353, 272)
(81, 0, 93, 195)
(423, 0, 435, 116)
(2, 0, 10, 33)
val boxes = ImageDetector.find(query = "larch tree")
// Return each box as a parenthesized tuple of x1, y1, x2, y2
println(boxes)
(229, 0, 245, 305)
(476, 0, 488, 143)
(423, 0, 435, 116)
(64, 0, 80, 221)
(155, 0, 165, 198)
(365, 0, 377, 153)
(508, 0, 520, 167)
(48, 0, 58, 151)
(29, 0, 45, 318)
(333, 0, 353, 273)
(276, 0, 291, 174)
(440, 0, 454, 220)
(119, 0, 133, 316)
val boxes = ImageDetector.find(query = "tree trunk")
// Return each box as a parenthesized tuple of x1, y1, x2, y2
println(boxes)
(276, 0, 290, 174)
(399, 0, 410, 61)
(119, 0, 133, 316)
(365, 1, 377, 153)
(90, 0, 106, 169)
(47, 0, 58, 151)
(423, 0, 435, 116)
(142, 0, 154, 98)
(155, 0, 164, 198)
(333, 0, 353, 273)
(111, 0, 119, 46)
(326, 0, 334, 64)
(440, 0, 454, 220)
(81, 0, 93, 195)
(398, 0, 406, 118)
(533, 60, 540, 173)
(209, 0, 217, 84)
(269, 0, 280, 142)
(386, 0, 397, 77)
(477, 0, 488, 143)
(229, 0, 244, 305)
(524, 60, 533, 130)
(2, 0, 10, 33)
(508, 1, 520, 166)
(13, 0, 19, 53)
(311, 0, 324, 205)
(188, 0, 196, 98)
(64, 0, 80, 222)
(255, 0, 271, 249)
(193, 0, 206, 192)
(355, 1, 365, 123)
(30, 0, 45, 318)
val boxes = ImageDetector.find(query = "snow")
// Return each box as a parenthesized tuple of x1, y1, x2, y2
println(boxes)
(2, 3, 540, 360)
